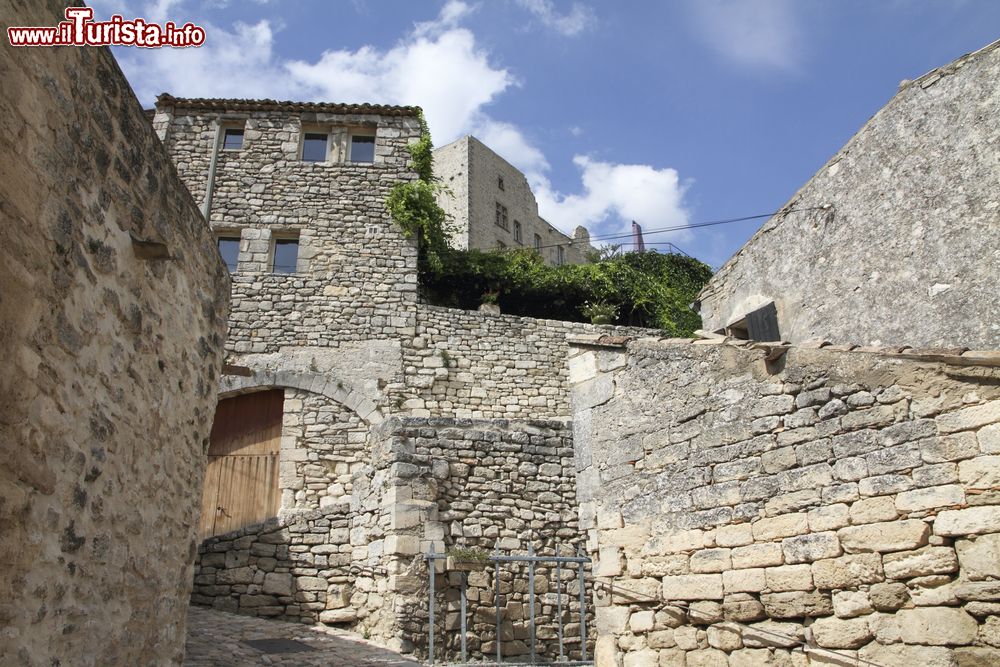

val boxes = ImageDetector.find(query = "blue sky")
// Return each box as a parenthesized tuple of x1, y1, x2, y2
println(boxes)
(94, 0, 1000, 267)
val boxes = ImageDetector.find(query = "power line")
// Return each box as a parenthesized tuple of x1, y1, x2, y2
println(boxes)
(515, 206, 828, 253)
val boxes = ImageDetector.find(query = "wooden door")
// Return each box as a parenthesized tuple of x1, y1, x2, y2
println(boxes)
(198, 389, 283, 541)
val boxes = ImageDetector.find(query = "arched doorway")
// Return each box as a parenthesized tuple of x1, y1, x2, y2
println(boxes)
(198, 389, 283, 540)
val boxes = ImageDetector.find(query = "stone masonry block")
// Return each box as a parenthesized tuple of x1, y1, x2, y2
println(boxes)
(782, 532, 842, 564)
(807, 504, 850, 532)
(958, 455, 1000, 489)
(832, 591, 873, 619)
(838, 520, 930, 553)
(955, 533, 1000, 580)
(690, 548, 732, 573)
(895, 484, 966, 513)
(882, 546, 958, 579)
(731, 543, 784, 569)
(812, 553, 884, 589)
(936, 400, 1000, 434)
(760, 591, 833, 618)
(810, 616, 873, 649)
(896, 607, 979, 645)
(722, 568, 766, 594)
(662, 574, 724, 600)
(765, 564, 813, 592)
(752, 513, 808, 542)
(934, 506, 1000, 536)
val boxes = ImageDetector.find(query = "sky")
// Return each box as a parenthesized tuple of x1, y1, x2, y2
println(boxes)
(91, 0, 1000, 268)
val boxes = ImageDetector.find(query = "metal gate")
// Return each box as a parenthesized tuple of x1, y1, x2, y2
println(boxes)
(424, 542, 593, 666)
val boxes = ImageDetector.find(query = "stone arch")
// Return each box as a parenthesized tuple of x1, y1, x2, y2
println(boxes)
(218, 369, 384, 425)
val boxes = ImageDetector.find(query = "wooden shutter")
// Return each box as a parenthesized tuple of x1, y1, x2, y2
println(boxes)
(747, 302, 781, 342)
(198, 390, 283, 541)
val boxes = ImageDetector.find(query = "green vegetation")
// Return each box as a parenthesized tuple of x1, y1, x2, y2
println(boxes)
(387, 109, 713, 335)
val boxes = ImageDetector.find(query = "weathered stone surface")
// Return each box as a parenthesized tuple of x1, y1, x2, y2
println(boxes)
(760, 591, 833, 618)
(662, 574, 724, 600)
(849, 496, 898, 524)
(937, 401, 1000, 434)
(765, 564, 813, 592)
(832, 590, 873, 619)
(839, 520, 930, 553)
(934, 507, 1000, 536)
(690, 548, 732, 573)
(781, 532, 842, 564)
(958, 455, 1000, 489)
(722, 568, 767, 594)
(723, 595, 767, 623)
(812, 553, 884, 589)
(883, 546, 959, 579)
(896, 607, 979, 645)
(731, 543, 784, 569)
(869, 582, 909, 611)
(895, 484, 966, 512)
(741, 620, 804, 648)
(810, 616, 873, 649)
(955, 533, 1000, 579)
(751, 514, 809, 542)
(858, 643, 956, 667)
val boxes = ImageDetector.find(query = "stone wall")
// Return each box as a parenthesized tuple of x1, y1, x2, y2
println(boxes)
(155, 97, 423, 356)
(569, 335, 1000, 666)
(0, 4, 230, 665)
(350, 417, 593, 662)
(404, 305, 651, 419)
(697, 39, 1000, 349)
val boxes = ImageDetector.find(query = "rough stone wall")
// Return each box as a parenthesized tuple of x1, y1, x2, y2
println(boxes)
(156, 101, 423, 356)
(351, 418, 593, 662)
(434, 135, 593, 265)
(570, 336, 1000, 666)
(403, 305, 651, 418)
(697, 39, 1000, 349)
(0, 4, 230, 665)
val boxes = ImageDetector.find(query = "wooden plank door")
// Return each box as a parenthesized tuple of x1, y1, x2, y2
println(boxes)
(198, 389, 284, 541)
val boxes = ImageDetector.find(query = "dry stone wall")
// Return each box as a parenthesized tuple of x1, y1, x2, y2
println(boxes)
(569, 336, 1000, 666)
(0, 4, 230, 665)
(351, 417, 594, 662)
(404, 305, 650, 419)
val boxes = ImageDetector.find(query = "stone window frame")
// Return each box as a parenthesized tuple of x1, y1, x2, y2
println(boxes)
(221, 123, 246, 151)
(299, 125, 334, 163)
(347, 127, 377, 164)
(513, 220, 522, 244)
(498, 175, 505, 191)
(495, 201, 509, 230)
(214, 228, 243, 272)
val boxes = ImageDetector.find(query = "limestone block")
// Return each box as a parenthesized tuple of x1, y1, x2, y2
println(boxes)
(955, 647, 1000, 666)
(954, 580, 1000, 602)
(596, 606, 631, 634)
(979, 423, 1000, 453)
(647, 629, 676, 649)
(934, 506, 1000, 536)
(751, 513, 808, 541)
(921, 432, 981, 463)
(765, 564, 813, 592)
(812, 553, 884, 589)
(262, 573, 294, 596)
(895, 607, 979, 645)
(723, 594, 766, 623)
(760, 591, 833, 618)
(936, 400, 1000, 434)
(869, 582, 909, 611)
(980, 616, 1000, 648)
(726, 648, 776, 667)
(707, 623, 743, 651)
(906, 575, 959, 606)
(838, 519, 930, 553)
(686, 648, 730, 667)
(955, 533, 1000, 579)
(857, 643, 955, 667)
(832, 590, 873, 618)
(672, 625, 701, 650)
(716, 523, 754, 547)
(630, 610, 655, 633)
(689, 601, 723, 625)
(894, 484, 966, 512)
(297, 576, 328, 592)
(623, 648, 658, 667)
(781, 532, 842, 564)
(882, 546, 958, 579)
(958, 455, 1000, 488)
(662, 574, 724, 600)
(690, 548, 732, 573)
(810, 616, 872, 649)
(849, 496, 898, 524)
(807, 504, 850, 532)
(596, 546, 623, 577)
(731, 543, 784, 569)
(656, 649, 686, 666)
(722, 568, 766, 594)
(741, 620, 804, 648)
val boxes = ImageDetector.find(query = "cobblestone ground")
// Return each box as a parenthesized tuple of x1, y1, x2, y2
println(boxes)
(184, 606, 424, 666)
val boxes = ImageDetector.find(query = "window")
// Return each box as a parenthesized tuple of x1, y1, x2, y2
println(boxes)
(222, 128, 244, 151)
(495, 202, 509, 230)
(533, 233, 541, 250)
(302, 133, 328, 162)
(497, 240, 507, 250)
(350, 134, 376, 163)
(513, 220, 522, 244)
(271, 237, 299, 273)
(557, 246, 565, 265)
(498, 176, 505, 191)
(217, 236, 240, 272)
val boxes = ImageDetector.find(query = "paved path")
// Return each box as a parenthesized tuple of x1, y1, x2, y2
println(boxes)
(184, 606, 424, 667)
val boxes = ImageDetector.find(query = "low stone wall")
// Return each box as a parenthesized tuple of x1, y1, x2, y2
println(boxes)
(403, 305, 652, 419)
(352, 417, 593, 661)
(569, 336, 1000, 666)
(0, 4, 230, 664)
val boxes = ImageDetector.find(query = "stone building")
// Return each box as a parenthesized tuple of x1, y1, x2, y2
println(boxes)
(434, 135, 594, 265)
(696, 39, 1000, 349)
(0, 3, 230, 665)
(153, 94, 644, 660)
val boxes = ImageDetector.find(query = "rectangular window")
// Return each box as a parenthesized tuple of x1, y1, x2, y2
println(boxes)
(495, 202, 509, 230)
(557, 246, 565, 265)
(513, 220, 522, 244)
(271, 238, 299, 273)
(498, 176, 505, 191)
(217, 236, 240, 272)
(222, 128, 244, 151)
(534, 233, 541, 250)
(350, 134, 376, 163)
(302, 133, 328, 162)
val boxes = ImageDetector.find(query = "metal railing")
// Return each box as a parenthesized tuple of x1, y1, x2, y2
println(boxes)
(424, 541, 592, 665)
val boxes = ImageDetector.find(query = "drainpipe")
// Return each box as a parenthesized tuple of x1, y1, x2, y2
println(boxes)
(201, 119, 223, 221)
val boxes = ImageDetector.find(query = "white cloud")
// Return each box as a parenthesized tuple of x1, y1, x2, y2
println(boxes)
(516, 0, 594, 36)
(689, 0, 803, 71)
(536, 157, 692, 242)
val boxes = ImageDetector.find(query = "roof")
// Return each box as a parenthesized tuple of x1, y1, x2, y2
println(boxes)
(154, 93, 421, 117)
